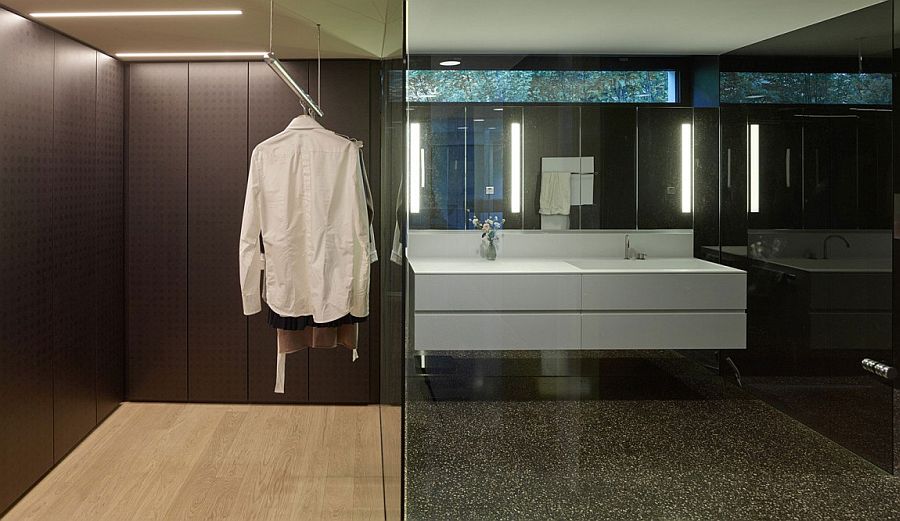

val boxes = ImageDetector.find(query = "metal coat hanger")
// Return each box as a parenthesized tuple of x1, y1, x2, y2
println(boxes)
(265, 0, 324, 118)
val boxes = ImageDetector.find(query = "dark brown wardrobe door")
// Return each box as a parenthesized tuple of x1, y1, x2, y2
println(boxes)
(308, 60, 372, 403)
(52, 35, 99, 461)
(0, 10, 55, 512)
(246, 61, 311, 403)
(188, 62, 249, 402)
(95, 54, 126, 421)
(127, 63, 189, 401)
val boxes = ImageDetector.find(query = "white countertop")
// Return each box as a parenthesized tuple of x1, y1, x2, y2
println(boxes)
(409, 256, 745, 275)
(700, 246, 890, 273)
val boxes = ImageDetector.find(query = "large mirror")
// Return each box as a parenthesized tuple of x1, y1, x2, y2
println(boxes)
(406, 59, 714, 230)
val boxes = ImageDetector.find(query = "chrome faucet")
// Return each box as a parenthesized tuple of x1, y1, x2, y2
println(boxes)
(624, 234, 632, 260)
(822, 234, 850, 259)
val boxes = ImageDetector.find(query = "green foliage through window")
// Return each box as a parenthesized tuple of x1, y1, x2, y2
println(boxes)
(720, 72, 891, 105)
(406, 70, 677, 103)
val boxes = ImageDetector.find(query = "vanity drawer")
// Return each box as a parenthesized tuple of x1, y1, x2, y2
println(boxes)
(581, 273, 746, 311)
(414, 313, 581, 350)
(581, 312, 746, 349)
(414, 274, 581, 311)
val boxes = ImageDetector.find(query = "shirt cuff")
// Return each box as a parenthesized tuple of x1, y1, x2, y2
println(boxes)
(243, 294, 262, 315)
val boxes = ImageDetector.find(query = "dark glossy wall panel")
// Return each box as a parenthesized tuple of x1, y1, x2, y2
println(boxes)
(95, 54, 126, 421)
(692, 108, 720, 256)
(580, 106, 637, 229)
(127, 63, 189, 401)
(637, 107, 694, 229)
(247, 60, 311, 403)
(51, 35, 99, 461)
(0, 9, 55, 513)
(522, 106, 580, 230)
(188, 62, 249, 402)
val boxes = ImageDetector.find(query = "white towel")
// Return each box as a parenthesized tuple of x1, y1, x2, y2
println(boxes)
(539, 172, 571, 215)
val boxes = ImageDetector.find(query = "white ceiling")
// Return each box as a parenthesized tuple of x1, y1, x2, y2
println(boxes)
(2, 0, 886, 60)
(408, 0, 885, 55)
(3, 0, 402, 60)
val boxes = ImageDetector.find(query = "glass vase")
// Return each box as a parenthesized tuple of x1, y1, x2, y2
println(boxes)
(485, 240, 497, 261)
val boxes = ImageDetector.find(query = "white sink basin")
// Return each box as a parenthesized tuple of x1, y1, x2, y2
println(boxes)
(566, 257, 740, 273)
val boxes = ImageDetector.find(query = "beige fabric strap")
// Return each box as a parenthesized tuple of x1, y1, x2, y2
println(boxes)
(273, 324, 360, 394)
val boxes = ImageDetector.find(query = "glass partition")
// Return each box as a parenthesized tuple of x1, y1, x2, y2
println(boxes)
(401, 1, 896, 519)
(717, 0, 894, 473)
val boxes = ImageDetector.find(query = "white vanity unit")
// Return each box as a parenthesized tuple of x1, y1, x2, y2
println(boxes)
(409, 231, 747, 351)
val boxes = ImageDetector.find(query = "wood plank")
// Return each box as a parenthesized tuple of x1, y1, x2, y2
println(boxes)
(4, 403, 387, 520)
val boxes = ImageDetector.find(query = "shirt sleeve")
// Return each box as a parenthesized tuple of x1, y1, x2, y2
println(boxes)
(357, 147, 378, 264)
(239, 148, 264, 315)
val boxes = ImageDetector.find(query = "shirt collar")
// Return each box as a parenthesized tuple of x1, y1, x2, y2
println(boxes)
(286, 115, 324, 131)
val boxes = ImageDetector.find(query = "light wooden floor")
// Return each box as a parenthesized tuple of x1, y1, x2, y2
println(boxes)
(3, 402, 400, 521)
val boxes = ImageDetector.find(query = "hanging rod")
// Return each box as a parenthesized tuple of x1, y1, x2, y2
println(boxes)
(264, 52, 324, 118)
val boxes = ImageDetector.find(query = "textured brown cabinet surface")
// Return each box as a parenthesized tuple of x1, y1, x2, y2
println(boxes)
(0, 7, 126, 514)
(127, 63, 189, 401)
(187, 62, 249, 402)
(52, 34, 100, 462)
(95, 54, 126, 422)
(246, 61, 312, 403)
(0, 9, 56, 514)
(127, 60, 378, 405)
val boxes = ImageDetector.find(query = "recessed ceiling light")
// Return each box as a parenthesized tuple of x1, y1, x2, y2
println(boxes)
(32, 10, 243, 18)
(439, 60, 461, 67)
(457, 126, 467, 130)
(493, 108, 504, 111)
(473, 118, 485, 122)
(745, 94, 766, 99)
(115, 51, 267, 59)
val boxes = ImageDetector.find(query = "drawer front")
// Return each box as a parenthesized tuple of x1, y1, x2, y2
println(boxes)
(808, 273, 891, 311)
(581, 312, 746, 349)
(414, 313, 581, 350)
(581, 273, 746, 311)
(414, 274, 581, 311)
(808, 312, 891, 350)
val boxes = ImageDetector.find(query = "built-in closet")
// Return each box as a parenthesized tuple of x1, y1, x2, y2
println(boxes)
(0, 6, 384, 513)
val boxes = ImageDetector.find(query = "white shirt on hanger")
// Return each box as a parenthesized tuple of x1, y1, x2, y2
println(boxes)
(239, 115, 374, 322)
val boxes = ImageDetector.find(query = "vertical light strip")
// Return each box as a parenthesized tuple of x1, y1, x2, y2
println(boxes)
(749, 124, 760, 213)
(510, 122, 522, 213)
(409, 123, 421, 214)
(785, 148, 791, 188)
(420, 148, 426, 188)
(680, 123, 692, 213)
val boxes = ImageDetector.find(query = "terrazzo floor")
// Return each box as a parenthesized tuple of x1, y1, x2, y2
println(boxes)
(404, 351, 900, 520)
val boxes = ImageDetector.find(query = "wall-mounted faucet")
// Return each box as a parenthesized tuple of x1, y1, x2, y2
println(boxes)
(822, 234, 850, 260)
(625, 234, 632, 259)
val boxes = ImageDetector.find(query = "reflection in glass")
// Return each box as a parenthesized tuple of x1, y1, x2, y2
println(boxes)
(681, 122, 692, 213)
(749, 123, 760, 213)
(407, 69, 677, 103)
(720, 71, 891, 105)
(510, 122, 522, 214)
(409, 122, 421, 214)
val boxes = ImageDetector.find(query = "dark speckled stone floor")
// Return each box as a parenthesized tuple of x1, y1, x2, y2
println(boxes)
(404, 351, 900, 520)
